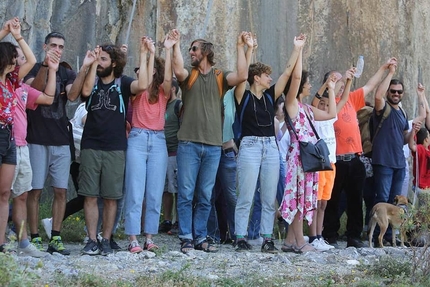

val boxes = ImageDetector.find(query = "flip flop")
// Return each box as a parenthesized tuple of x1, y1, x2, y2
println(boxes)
(293, 243, 316, 254)
(281, 243, 295, 253)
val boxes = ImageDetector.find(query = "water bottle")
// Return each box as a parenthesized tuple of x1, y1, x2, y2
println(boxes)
(354, 55, 364, 78)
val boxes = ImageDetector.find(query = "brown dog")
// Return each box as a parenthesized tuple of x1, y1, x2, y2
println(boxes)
(368, 195, 409, 248)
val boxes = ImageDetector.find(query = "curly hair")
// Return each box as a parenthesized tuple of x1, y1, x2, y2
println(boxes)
(148, 57, 166, 104)
(100, 44, 127, 78)
(190, 39, 215, 66)
(0, 42, 18, 76)
(248, 62, 272, 85)
(283, 70, 309, 98)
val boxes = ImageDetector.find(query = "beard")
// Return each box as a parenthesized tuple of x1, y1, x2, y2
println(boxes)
(386, 96, 401, 105)
(191, 56, 202, 67)
(97, 64, 114, 78)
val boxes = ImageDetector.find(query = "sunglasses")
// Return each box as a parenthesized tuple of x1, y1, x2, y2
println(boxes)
(389, 89, 403, 94)
(188, 46, 199, 52)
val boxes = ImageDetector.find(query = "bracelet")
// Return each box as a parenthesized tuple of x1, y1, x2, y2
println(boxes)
(44, 91, 55, 98)
(41, 63, 48, 67)
(15, 37, 24, 42)
(315, 92, 322, 100)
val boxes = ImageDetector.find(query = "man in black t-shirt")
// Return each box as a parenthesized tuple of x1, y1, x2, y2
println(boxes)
(79, 39, 147, 256)
(25, 32, 90, 255)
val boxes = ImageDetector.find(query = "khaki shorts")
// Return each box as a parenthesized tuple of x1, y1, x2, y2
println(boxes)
(11, 145, 32, 198)
(78, 149, 125, 200)
(317, 163, 336, 201)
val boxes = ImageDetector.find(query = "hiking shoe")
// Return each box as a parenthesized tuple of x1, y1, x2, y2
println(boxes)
(110, 236, 121, 250)
(128, 240, 143, 253)
(82, 239, 100, 256)
(41, 218, 52, 239)
(261, 239, 278, 253)
(19, 243, 47, 258)
(100, 238, 113, 256)
(31, 237, 44, 251)
(47, 236, 70, 255)
(235, 240, 252, 252)
(167, 222, 179, 235)
(159, 220, 172, 233)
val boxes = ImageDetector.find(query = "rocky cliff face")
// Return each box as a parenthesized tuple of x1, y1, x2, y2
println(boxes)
(1, 0, 429, 116)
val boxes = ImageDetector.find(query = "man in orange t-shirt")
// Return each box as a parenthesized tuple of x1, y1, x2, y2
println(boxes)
(321, 59, 395, 248)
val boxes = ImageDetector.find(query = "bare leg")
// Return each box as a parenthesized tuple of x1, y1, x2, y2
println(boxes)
(162, 192, 173, 221)
(51, 187, 67, 233)
(12, 192, 29, 242)
(0, 164, 14, 245)
(27, 189, 42, 235)
(84, 196, 99, 241)
(316, 200, 327, 236)
(101, 198, 116, 240)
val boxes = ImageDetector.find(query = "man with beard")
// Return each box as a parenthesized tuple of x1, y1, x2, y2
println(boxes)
(79, 40, 147, 256)
(168, 29, 249, 253)
(24, 32, 85, 255)
(370, 62, 415, 245)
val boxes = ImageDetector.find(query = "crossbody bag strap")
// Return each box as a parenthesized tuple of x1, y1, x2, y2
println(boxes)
(414, 146, 419, 206)
(303, 105, 321, 140)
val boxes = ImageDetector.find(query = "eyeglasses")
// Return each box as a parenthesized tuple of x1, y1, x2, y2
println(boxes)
(134, 67, 140, 73)
(188, 46, 199, 52)
(251, 94, 273, 127)
(389, 89, 403, 95)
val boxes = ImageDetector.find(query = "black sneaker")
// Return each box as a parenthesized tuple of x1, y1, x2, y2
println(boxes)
(261, 239, 278, 253)
(158, 220, 172, 233)
(235, 240, 252, 252)
(110, 236, 121, 250)
(100, 238, 113, 256)
(81, 239, 100, 255)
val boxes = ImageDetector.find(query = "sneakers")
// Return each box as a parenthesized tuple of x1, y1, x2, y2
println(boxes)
(261, 239, 278, 253)
(82, 239, 100, 256)
(110, 236, 121, 250)
(100, 238, 113, 256)
(311, 238, 335, 251)
(31, 237, 44, 251)
(159, 220, 172, 233)
(128, 240, 143, 253)
(167, 222, 179, 235)
(235, 240, 252, 252)
(97, 232, 103, 242)
(41, 218, 52, 239)
(19, 243, 47, 258)
(47, 236, 70, 255)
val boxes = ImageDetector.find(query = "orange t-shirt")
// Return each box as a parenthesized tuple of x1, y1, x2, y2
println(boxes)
(131, 86, 168, 131)
(333, 88, 365, 155)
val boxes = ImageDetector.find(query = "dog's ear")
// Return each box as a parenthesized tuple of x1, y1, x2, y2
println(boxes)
(394, 195, 399, 205)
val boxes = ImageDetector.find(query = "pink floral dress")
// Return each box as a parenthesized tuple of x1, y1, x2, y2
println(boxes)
(279, 102, 318, 225)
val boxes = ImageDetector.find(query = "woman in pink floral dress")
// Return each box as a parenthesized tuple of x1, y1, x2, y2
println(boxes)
(279, 38, 337, 253)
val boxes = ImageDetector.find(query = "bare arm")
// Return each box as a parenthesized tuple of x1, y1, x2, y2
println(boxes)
(66, 50, 96, 101)
(408, 123, 420, 152)
(226, 32, 249, 87)
(285, 37, 305, 119)
(374, 59, 397, 112)
(363, 57, 396, 97)
(170, 29, 188, 81)
(234, 32, 253, 104)
(336, 68, 355, 113)
(311, 75, 337, 121)
(130, 37, 150, 95)
(416, 83, 427, 123)
(35, 54, 59, 105)
(162, 34, 174, 98)
(275, 34, 306, 98)
(146, 38, 155, 90)
(311, 82, 328, 107)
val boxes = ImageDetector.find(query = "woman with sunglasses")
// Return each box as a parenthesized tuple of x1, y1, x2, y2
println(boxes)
(0, 17, 37, 253)
(233, 34, 306, 253)
(124, 35, 174, 253)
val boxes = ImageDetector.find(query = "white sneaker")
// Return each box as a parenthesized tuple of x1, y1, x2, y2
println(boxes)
(311, 238, 333, 251)
(42, 218, 52, 239)
(97, 232, 103, 242)
(304, 236, 309, 243)
(19, 243, 47, 258)
(247, 237, 263, 246)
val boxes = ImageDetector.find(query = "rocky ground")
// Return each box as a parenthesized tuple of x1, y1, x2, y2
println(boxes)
(6, 234, 420, 286)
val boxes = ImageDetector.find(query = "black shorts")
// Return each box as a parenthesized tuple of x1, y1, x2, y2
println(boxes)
(0, 125, 16, 165)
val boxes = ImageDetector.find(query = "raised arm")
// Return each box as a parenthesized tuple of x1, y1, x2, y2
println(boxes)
(170, 29, 188, 82)
(275, 34, 305, 99)
(146, 37, 155, 90)
(234, 32, 253, 104)
(416, 83, 427, 123)
(363, 57, 396, 97)
(336, 68, 355, 113)
(162, 34, 174, 98)
(130, 37, 150, 95)
(408, 122, 420, 153)
(285, 35, 305, 119)
(374, 58, 397, 112)
(81, 47, 100, 97)
(311, 75, 336, 121)
(66, 50, 96, 101)
(226, 31, 249, 86)
(35, 53, 60, 105)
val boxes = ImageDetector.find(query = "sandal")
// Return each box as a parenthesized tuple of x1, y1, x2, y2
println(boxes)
(144, 239, 159, 252)
(293, 243, 316, 254)
(0, 244, 16, 254)
(180, 239, 194, 254)
(194, 240, 218, 253)
(128, 240, 143, 253)
(281, 242, 295, 253)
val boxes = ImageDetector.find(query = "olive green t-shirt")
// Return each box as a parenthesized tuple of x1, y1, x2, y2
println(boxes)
(178, 67, 230, 146)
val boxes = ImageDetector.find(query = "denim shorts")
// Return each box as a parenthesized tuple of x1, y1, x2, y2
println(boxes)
(0, 125, 16, 165)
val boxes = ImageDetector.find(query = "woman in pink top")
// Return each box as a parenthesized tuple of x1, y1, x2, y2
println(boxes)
(124, 35, 173, 253)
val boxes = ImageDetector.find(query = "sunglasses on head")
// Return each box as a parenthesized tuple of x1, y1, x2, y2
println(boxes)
(188, 46, 199, 52)
(389, 89, 403, 94)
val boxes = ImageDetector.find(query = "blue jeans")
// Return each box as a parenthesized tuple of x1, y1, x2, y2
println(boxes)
(207, 149, 237, 241)
(177, 141, 221, 244)
(372, 165, 405, 240)
(124, 128, 168, 235)
(235, 136, 279, 237)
